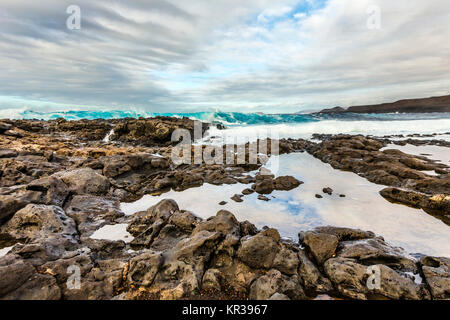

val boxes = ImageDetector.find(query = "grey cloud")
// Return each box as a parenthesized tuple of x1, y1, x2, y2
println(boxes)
(0, 0, 449, 113)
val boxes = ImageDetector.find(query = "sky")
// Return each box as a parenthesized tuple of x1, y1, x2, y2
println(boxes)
(0, 0, 449, 114)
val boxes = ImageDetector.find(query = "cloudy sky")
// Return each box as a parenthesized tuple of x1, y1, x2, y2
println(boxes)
(0, 0, 449, 114)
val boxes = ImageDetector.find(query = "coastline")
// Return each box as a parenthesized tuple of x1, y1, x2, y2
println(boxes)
(0, 117, 449, 300)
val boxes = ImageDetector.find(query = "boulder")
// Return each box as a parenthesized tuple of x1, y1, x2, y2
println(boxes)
(337, 238, 417, 272)
(249, 269, 305, 300)
(237, 229, 280, 269)
(297, 249, 333, 295)
(274, 176, 303, 191)
(53, 168, 110, 195)
(420, 256, 450, 300)
(303, 231, 339, 265)
(26, 176, 69, 207)
(64, 195, 124, 235)
(0, 195, 29, 223)
(0, 149, 18, 159)
(324, 257, 430, 300)
(0, 204, 77, 243)
(127, 251, 164, 287)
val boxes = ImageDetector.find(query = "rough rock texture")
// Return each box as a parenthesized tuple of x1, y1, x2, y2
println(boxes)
(0, 199, 448, 300)
(0, 118, 448, 300)
(420, 256, 450, 300)
(307, 134, 449, 223)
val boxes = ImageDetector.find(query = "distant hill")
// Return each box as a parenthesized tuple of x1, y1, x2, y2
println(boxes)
(315, 95, 450, 114)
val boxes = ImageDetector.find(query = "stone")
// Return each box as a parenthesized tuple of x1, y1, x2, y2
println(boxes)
(0, 204, 77, 243)
(272, 245, 299, 275)
(202, 269, 223, 291)
(420, 256, 450, 300)
(0, 149, 18, 159)
(53, 168, 110, 195)
(26, 176, 69, 207)
(0, 195, 29, 223)
(127, 251, 164, 287)
(310, 226, 376, 242)
(237, 229, 280, 269)
(231, 194, 243, 203)
(274, 176, 303, 191)
(303, 232, 339, 265)
(249, 269, 305, 300)
(337, 238, 417, 272)
(297, 249, 333, 295)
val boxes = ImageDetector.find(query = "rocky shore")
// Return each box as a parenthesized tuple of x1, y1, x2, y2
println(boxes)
(0, 117, 449, 300)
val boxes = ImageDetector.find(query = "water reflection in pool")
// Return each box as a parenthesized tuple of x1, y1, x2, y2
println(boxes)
(121, 153, 450, 257)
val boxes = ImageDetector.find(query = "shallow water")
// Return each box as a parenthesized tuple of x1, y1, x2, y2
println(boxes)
(381, 144, 450, 164)
(121, 153, 450, 257)
(200, 119, 450, 145)
(0, 246, 14, 258)
(90, 224, 134, 243)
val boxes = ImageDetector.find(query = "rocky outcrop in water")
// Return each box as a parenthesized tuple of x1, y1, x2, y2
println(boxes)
(0, 198, 448, 300)
(307, 134, 449, 223)
(0, 117, 448, 300)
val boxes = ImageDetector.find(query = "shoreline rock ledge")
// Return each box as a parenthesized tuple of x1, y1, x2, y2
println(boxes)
(0, 199, 448, 300)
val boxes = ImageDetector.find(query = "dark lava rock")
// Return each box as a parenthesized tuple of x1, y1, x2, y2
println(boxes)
(231, 194, 244, 203)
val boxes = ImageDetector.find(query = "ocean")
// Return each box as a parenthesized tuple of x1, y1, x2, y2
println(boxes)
(2, 109, 450, 142)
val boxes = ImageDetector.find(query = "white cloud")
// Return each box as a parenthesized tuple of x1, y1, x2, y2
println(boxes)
(0, 0, 449, 113)
(257, 5, 293, 22)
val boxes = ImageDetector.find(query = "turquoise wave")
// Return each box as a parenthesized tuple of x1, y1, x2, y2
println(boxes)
(12, 109, 450, 126)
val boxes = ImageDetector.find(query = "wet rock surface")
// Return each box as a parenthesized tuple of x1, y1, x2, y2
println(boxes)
(0, 197, 448, 300)
(307, 134, 449, 224)
(0, 117, 448, 300)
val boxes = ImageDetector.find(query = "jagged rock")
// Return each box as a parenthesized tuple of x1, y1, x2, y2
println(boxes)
(242, 188, 254, 195)
(26, 176, 69, 207)
(252, 179, 274, 195)
(297, 249, 333, 295)
(0, 122, 12, 133)
(237, 228, 280, 269)
(310, 226, 376, 241)
(0, 149, 18, 159)
(64, 195, 124, 235)
(272, 245, 299, 275)
(153, 230, 223, 298)
(202, 269, 223, 291)
(239, 221, 258, 237)
(127, 199, 179, 241)
(0, 195, 29, 223)
(128, 251, 164, 287)
(274, 176, 303, 191)
(249, 269, 305, 300)
(337, 237, 417, 272)
(420, 256, 450, 300)
(303, 231, 339, 265)
(380, 188, 450, 223)
(0, 204, 77, 244)
(324, 257, 430, 300)
(322, 187, 333, 195)
(168, 211, 201, 233)
(53, 168, 110, 195)
(0, 256, 60, 300)
(231, 194, 243, 203)
(257, 195, 270, 201)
